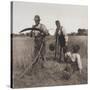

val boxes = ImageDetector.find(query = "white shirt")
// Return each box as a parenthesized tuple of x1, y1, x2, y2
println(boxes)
(71, 53, 82, 70)
(32, 23, 48, 36)
(65, 52, 82, 70)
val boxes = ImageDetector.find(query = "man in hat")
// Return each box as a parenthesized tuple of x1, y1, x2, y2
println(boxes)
(31, 15, 48, 68)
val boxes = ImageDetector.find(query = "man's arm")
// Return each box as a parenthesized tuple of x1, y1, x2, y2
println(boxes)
(62, 27, 68, 45)
(76, 54, 82, 73)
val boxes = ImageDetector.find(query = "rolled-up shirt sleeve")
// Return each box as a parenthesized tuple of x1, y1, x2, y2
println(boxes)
(62, 27, 68, 43)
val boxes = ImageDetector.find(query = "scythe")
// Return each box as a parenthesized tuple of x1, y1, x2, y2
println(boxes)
(19, 27, 46, 35)
(19, 27, 46, 78)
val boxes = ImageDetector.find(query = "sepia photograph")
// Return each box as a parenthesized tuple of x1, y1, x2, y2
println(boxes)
(11, 1, 88, 88)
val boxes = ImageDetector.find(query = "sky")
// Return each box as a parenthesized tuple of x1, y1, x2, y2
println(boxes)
(12, 1, 88, 35)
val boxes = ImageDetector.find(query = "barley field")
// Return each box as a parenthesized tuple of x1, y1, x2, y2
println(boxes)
(12, 35, 88, 88)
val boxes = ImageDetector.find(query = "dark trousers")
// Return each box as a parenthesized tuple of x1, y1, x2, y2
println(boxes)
(32, 37, 46, 68)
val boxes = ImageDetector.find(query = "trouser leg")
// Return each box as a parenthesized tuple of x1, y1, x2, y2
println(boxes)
(55, 39, 58, 59)
(32, 39, 40, 68)
(59, 47, 65, 62)
(59, 47, 62, 62)
(40, 42, 46, 68)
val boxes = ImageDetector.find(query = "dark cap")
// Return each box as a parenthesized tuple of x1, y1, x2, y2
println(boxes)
(34, 15, 40, 21)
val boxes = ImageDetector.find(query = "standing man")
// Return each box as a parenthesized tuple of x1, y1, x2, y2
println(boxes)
(31, 15, 48, 68)
(55, 20, 68, 62)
